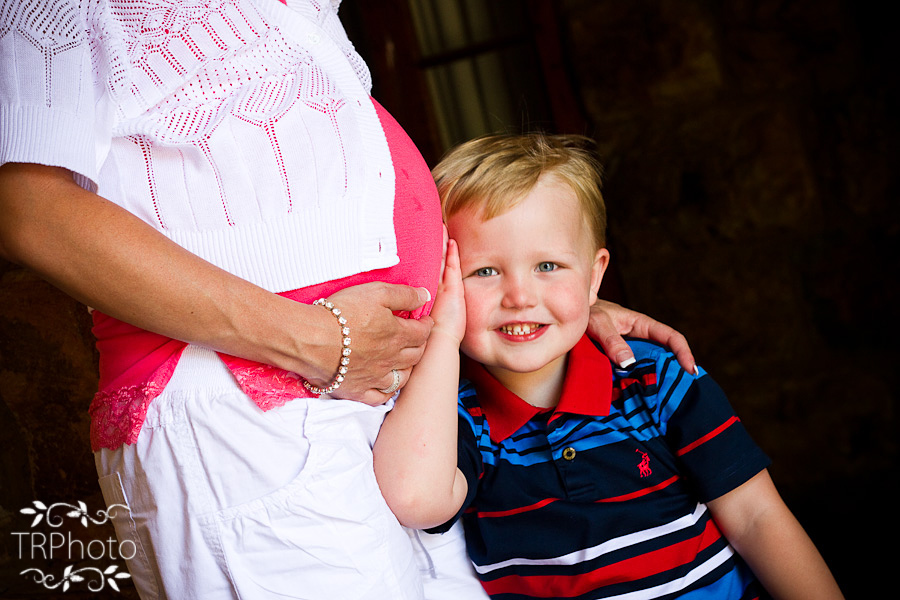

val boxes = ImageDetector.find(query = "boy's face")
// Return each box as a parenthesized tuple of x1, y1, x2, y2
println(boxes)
(447, 174, 609, 388)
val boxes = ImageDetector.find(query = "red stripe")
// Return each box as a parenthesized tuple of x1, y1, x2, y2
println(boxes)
(478, 475, 680, 518)
(613, 372, 657, 401)
(478, 497, 560, 518)
(676, 416, 740, 456)
(596, 475, 680, 503)
(481, 517, 724, 598)
(617, 373, 657, 390)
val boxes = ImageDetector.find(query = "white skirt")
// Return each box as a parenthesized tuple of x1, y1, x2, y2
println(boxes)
(95, 345, 430, 599)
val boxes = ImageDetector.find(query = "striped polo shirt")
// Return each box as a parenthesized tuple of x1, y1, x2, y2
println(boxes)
(441, 336, 771, 599)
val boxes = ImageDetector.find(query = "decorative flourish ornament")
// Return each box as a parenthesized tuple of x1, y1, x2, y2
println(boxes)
(21, 564, 132, 593)
(20, 500, 129, 528)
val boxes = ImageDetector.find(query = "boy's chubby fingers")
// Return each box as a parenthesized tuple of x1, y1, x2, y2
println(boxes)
(431, 239, 466, 343)
(442, 239, 462, 281)
(439, 239, 464, 297)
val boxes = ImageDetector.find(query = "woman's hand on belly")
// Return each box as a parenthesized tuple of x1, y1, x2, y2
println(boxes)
(298, 282, 433, 406)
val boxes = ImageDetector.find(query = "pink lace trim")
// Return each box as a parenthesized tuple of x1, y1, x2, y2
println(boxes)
(225, 361, 316, 411)
(89, 382, 167, 451)
(89, 357, 179, 451)
(88, 354, 312, 450)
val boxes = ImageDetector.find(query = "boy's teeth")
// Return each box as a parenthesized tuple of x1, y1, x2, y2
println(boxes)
(502, 324, 538, 335)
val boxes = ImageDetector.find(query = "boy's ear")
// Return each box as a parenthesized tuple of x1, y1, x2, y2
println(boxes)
(589, 248, 610, 306)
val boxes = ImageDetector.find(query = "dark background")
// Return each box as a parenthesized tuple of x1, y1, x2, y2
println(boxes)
(2, 0, 896, 597)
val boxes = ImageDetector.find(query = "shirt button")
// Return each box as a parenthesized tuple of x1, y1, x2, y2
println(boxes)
(562, 447, 576, 461)
(307, 33, 321, 45)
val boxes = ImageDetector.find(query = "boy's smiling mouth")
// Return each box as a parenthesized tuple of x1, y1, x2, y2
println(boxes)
(498, 323, 545, 337)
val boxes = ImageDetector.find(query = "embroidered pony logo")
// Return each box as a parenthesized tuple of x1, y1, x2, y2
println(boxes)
(636, 449, 651, 477)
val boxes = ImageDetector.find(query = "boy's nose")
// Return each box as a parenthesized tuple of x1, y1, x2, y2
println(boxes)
(500, 274, 537, 309)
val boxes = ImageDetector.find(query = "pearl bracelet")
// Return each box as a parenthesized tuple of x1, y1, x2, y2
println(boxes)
(302, 298, 351, 395)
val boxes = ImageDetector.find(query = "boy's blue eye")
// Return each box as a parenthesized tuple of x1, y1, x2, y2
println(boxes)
(475, 267, 498, 277)
(537, 262, 557, 272)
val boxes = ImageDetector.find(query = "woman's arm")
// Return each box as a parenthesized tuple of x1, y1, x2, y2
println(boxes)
(0, 163, 432, 405)
(373, 239, 469, 529)
(588, 300, 697, 374)
(707, 470, 844, 600)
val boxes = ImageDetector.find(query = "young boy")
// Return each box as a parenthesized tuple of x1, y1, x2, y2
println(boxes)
(374, 133, 844, 599)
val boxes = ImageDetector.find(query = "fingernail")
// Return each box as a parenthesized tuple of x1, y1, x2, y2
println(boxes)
(420, 287, 431, 302)
(618, 355, 636, 368)
(693, 365, 700, 376)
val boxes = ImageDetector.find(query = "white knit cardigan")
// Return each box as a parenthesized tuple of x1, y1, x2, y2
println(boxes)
(0, 0, 398, 293)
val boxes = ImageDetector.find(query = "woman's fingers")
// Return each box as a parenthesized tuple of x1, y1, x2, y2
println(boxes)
(350, 368, 412, 406)
(587, 299, 697, 374)
(378, 283, 432, 314)
(378, 367, 412, 395)
(322, 283, 435, 402)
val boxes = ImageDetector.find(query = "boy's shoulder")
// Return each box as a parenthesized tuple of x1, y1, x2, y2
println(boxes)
(595, 337, 699, 396)
(589, 336, 680, 369)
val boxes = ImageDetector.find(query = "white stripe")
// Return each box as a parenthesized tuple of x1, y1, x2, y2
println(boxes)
(475, 503, 708, 575)
(602, 546, 735, 600)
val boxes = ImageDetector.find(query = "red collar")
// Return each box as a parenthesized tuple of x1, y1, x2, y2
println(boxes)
(461, 335, 613, 443)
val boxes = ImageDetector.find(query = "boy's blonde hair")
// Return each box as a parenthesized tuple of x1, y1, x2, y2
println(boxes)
(433, 133, 607, 250)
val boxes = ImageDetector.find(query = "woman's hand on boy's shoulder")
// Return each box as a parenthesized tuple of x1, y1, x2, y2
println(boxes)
(587, 300, 697, 374)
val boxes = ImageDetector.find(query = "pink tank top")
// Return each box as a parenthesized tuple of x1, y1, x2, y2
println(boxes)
(88, 99, 443, 451)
